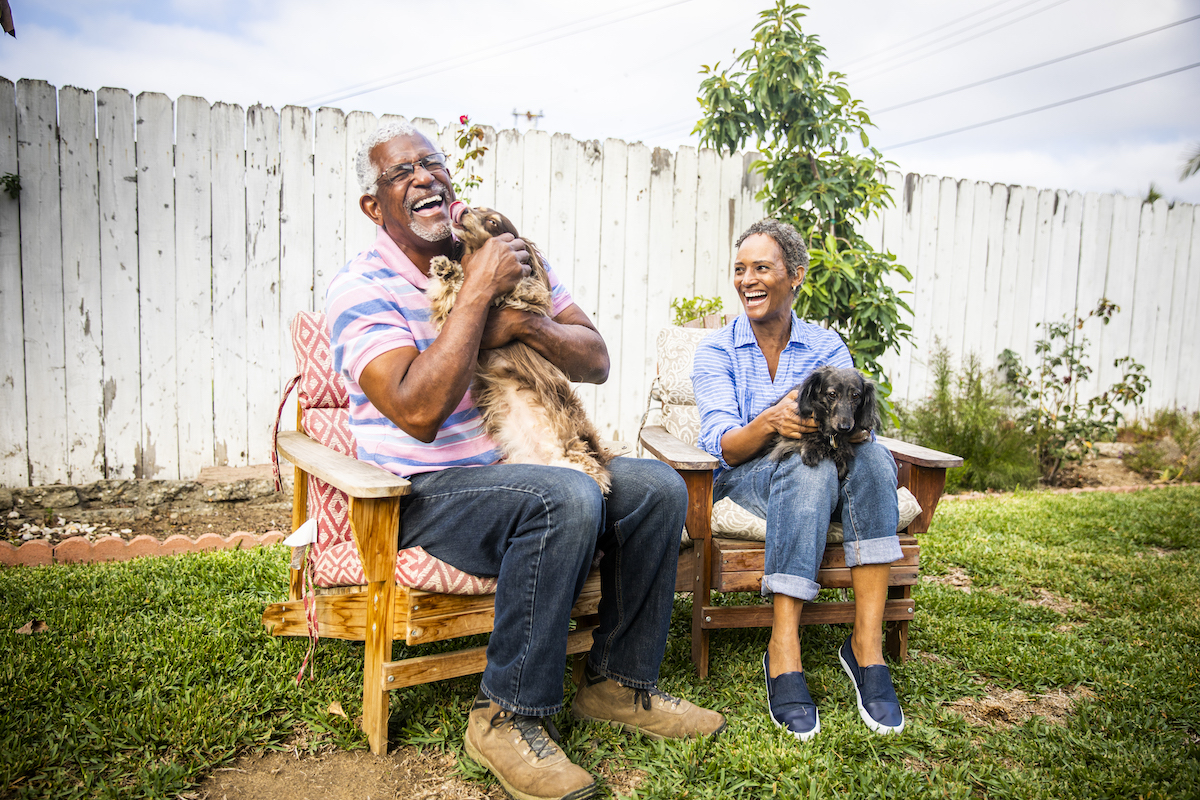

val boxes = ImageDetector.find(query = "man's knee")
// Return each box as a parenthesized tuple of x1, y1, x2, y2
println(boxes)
(611, 458, 687, 510)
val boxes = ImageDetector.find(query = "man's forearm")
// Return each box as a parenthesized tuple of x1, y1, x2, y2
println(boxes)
(516, 313, 610, 384)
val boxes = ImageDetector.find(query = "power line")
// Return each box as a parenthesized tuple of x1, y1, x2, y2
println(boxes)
(843, 0, 1045, 72)
(853, 0, 1073, 82)
(840, 0, 1025, 67)
(303, 0, 697, 107)
(884, 61, 1200, 150)
(875, 13, 1200, 113)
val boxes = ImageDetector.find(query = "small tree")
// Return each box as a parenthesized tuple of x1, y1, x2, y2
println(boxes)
(694, 1, 912, 393)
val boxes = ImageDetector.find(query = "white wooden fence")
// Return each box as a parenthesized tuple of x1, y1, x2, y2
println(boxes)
(1, 78, 1196, 487)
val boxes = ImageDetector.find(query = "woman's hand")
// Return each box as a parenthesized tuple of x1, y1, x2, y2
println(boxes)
(763, 391, 819, 439)
(719, 390, 817, 467)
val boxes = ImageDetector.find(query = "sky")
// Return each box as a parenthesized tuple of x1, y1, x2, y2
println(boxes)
(2, 0, 1199, 203)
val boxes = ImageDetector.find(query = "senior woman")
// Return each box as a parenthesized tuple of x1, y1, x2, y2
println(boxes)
(690, 219, 905, 740)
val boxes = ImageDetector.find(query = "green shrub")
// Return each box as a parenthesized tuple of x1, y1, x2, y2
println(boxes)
(670, 295, 723, 327)
(1121, 408, 1200, 482)
(999, 299, 1149, 484)
(891, 341, 1040, 493)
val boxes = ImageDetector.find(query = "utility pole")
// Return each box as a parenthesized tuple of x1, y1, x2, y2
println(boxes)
(511, 109, 544, 132)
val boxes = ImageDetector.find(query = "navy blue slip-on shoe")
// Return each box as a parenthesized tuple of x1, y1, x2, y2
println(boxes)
(838, 636, 905, 734)
(763, 652, 820, 741)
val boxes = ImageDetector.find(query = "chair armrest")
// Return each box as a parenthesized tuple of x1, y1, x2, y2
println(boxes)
(639, 425, 718, 471)
(276, 430, 412, 499)
(876, 435, 963, 469)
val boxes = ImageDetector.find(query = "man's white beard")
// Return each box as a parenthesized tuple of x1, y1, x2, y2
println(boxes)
(409, 218, 451, 242)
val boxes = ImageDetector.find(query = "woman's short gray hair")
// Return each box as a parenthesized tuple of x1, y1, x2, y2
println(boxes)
(735, 219, 809, 289)
(355, 119, 418, 195)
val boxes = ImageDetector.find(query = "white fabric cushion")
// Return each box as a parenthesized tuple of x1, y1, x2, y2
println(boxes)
(656, 327, 714, 405)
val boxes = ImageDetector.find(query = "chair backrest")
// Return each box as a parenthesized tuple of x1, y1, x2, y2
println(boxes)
(289, 311, 356, 557)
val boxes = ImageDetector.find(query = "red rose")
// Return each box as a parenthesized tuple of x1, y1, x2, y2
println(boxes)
(459, 115, 469, 125)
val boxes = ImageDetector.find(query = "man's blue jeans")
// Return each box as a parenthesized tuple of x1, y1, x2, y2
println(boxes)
(713, 441, 902, 602)
(398, 457, 687, 716)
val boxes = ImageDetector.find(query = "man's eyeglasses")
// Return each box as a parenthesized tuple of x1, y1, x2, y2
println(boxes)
(378, 153, 449, 186)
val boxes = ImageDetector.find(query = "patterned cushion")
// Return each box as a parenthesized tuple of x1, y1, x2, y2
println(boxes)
(656, 327, 714, 405)
(288, 310, 493, 594)
(291, 311, 348, 410)
(302, 407, 356, 557)
(314, 542, 498, 594)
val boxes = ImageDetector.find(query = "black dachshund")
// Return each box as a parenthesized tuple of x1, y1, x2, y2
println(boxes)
(769, 366, 879, 479)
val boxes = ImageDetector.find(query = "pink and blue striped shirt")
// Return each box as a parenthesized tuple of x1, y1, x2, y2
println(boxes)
(326, 228, 573, 479)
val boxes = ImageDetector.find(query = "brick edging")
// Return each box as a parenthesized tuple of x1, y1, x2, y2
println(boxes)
(0, 532, 287, 567)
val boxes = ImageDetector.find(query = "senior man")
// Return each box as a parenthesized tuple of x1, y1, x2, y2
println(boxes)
(326, 120, 724, 800)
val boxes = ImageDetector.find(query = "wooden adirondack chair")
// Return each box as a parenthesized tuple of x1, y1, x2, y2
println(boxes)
(263, 311, 604, 755)
(640, 317, 963, 678)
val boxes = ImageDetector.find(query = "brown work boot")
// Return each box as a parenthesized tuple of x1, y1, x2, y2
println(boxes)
(464, 693, 596, 800)
(570, 666, 726, 741)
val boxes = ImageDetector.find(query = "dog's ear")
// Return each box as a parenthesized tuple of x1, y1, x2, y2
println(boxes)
(795, 372, 823, 417)
(855, 375, 881, 432)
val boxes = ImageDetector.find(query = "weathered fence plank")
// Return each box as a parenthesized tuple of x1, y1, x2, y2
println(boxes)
(570, 137, 604, 416)
(1097, 194, 1142, 399)
(343, 110, 376, 265)
(617, 142, 652, 442)
(247, 104, 282, 464)
(174, 95, 214, 478)
(1161, 204, 1195, 407)
(0, 78, 26, 486)
(1181, 210, 1200, 411)
(96, 87, 141, 479)
(547, 132, 579, 290)
(17, 80, 67, 485)
(669, 146, 699, 306)
(134, 92, 177, 479)
(58, 85, 105, 483)
(595, 138, 628, 436)
(522, 129, 552, 248)
(211, 101, 247, 467)
(313, 107, 346, 305)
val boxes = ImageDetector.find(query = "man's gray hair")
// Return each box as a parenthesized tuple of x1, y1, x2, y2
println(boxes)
(736, 219, 809, 291)
(355, 119, 418, 195)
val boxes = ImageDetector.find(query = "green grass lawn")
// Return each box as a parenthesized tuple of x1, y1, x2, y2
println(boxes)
(2, 487, 1198, 799)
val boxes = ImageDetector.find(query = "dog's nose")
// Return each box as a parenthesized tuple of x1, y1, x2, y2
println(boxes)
(836, 420, 854, 433)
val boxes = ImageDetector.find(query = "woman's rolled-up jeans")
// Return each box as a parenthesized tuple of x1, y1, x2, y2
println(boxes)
(713, 440, 902, 601)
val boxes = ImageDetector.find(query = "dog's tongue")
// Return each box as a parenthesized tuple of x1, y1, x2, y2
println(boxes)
(449, 201, 468, 224)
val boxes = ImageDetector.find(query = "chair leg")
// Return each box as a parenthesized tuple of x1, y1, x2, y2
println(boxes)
(349, 496, 402, 756)
(885, 619, 909, 661)
(691, 544, 710, 679)
(363, 578, 395, 754)
(680, 469, 714, 679)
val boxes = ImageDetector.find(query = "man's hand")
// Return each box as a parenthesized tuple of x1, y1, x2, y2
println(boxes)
(848, 429, 871, 444)
(459, 234, 531, 304)
(480, 305, 530, 350)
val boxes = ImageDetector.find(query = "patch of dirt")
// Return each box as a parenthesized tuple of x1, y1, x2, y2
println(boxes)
(186, 746, 504, 800)
(187, 744, 647, 800)
(1055, 451, 1152, 489)
(921, 566, 973, 592)
(947, 685, 1096, 728)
